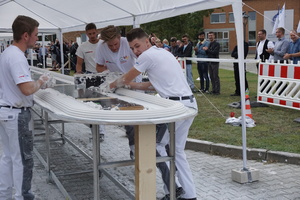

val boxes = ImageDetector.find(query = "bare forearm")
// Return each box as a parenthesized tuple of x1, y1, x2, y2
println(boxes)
(18, 79, 44, 96)
(96, 64, 107, 72)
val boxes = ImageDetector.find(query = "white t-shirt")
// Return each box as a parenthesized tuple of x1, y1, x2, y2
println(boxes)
(0, 45, 33, 107)
(95, 37, 135, 73)
(76, 40, 98, 73)
(95, 37, 141, 82)
(134, 46, 192, 98)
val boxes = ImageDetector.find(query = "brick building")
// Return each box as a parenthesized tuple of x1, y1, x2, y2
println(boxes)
(203, 0, 300, 54)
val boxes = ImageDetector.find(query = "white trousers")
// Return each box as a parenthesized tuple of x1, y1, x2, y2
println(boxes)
(157, 97, 198, 198)
(0, 107, 34, 200)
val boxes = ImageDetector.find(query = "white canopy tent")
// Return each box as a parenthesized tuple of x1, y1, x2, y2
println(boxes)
(0, 0, 250, 171)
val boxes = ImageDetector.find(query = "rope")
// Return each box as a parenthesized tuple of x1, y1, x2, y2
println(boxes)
(186, 75, 227, 119)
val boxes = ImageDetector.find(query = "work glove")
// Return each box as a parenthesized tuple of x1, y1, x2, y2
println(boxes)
(39, 72, 55, 89)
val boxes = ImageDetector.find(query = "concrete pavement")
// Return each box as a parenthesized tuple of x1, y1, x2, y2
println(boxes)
(25, 119, 300, 199)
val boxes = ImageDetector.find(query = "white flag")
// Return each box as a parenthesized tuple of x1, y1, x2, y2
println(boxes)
(272, 4, 285, 34)
(278, 3, 285, 28)
(297, 20, 300, 33)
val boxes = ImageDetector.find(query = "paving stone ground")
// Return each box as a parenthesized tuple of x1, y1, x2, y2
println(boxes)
(7, 115, 298, 200)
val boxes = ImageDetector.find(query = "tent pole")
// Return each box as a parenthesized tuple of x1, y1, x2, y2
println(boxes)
(232, 1, 247, 170)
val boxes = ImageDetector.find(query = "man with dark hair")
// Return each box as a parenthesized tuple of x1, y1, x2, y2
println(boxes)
(170, 37, 179, 56)
(178, 34, 196, 93)
(0, 15, 51, 200)
(110, 28, 198, 200)
(75, 23, 106, 141)
(255, 29, 275, 70)
(203, 32, 220, 95)
(194, 32, 210, 93)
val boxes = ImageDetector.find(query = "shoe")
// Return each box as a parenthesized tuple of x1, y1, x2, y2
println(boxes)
(177, 198, 197, 200)
(130, 150, 135, 160)
(230, 93, 240, 96)
(160, 187, 184, 200)
(99, 134, 104, 142)
(191, 88, 198, 93)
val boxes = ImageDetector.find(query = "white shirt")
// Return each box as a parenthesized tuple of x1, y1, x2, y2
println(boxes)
(256, 39, 274, 61)
(95, 37, 135, 73)
(76, 40, 98, 73)
(95, 37, 141, 82)
(0, 45, 33, 107)
(134, 46, 192, 99)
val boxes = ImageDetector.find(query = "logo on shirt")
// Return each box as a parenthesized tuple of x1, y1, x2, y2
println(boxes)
(120, 56, 129, 64)
(85, 51, 93, 54)
(18, 74, 29, 78)
(105, 60, 114, 64)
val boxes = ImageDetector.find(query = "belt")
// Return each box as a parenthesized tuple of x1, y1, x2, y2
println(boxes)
(167, 95, 194, 101)
(0, 106, 29, 110)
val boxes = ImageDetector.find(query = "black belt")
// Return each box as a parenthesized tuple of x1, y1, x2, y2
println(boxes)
(0, 106, 29, 110)
(168, 95, 194, 101)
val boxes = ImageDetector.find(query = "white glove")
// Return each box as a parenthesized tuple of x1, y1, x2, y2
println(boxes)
(39, 73, 55, 89)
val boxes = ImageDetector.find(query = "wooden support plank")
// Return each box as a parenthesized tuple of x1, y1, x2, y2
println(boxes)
(134, 124, 156, 200)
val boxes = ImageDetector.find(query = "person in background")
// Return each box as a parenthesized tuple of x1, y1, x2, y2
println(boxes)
(283, 30, 300, 64)
(170, 37, 179, 56)
(38, 44, 48, 66)
(162, 39, 171, 51)
(255, 29, 274, 70)
(204, 32, 220, 95)
(266, 27, 289, 63)
(0, 15, 51, 200)
(230, 41, 249, 96)
(178, 34, 196, 93)
(194, 32, 210, 93)
(69, 41, 78, 71)
(110, 27, 197, 200)
(75, 23, 106, 141)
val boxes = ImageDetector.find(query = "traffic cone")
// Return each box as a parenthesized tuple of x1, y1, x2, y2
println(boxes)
(245, 94, 253, 119)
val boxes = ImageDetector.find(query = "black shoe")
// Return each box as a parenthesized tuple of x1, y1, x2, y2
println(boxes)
(99, 134, 104, 142)
(130, 150, 135, 160)
(160, 187, 184, 200)
(177, 198, 197, 200)
(230, 93, 240, 96)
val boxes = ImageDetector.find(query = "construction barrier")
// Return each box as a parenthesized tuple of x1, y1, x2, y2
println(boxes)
(257, 62, 300, 110)
(177, 57, 187, 77)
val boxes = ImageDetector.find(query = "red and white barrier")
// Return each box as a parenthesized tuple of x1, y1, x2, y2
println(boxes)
(177, 57, 187, 76)
(257, 62, 300, 110)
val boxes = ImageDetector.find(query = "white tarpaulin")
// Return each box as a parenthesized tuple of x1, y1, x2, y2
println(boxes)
(0, 0, 250, 169)
(0, 0, 243, 33)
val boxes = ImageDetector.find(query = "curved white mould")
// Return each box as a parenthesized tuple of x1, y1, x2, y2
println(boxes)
(30, 67, 74, 84)
(34, 88, 194, 123)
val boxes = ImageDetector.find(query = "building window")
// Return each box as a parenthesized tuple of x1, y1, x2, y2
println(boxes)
(229, 13, 234, 23)
(248, 11, 256, 46)
(210, 13, 226, 24)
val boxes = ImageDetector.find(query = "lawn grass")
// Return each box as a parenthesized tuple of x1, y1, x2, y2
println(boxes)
(190, 64, 300, 153)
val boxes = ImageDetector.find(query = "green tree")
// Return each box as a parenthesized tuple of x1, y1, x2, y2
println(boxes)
(140, 9, 214, 44)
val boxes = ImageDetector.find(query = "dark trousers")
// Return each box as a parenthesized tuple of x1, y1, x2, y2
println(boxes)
(197, 61, 209, 91)
(233, 63, 248, 95)
(208, 62, 220, 93)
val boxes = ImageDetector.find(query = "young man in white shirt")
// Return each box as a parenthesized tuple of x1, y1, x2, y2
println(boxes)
(75, 23, 106, 141)
(0, 15, 50, 200)
(110, 28, 198, 200)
